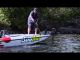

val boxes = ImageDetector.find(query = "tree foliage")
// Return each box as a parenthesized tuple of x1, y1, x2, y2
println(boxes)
(0, 7, 80, 32)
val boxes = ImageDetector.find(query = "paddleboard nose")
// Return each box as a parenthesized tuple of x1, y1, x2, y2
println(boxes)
(0, 36, 11, 43)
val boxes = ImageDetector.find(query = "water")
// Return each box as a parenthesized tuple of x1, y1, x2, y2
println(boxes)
(1, 34, 80, 53)
(48, 34, 80, 53)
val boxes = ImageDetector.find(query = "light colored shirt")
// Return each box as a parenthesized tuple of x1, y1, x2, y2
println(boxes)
(28, 11, 34, 22)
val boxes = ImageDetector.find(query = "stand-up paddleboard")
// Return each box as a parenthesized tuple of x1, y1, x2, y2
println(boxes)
(0, 34, 50, 47)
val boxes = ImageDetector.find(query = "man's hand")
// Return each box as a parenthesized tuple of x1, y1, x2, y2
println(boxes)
(31, 19, 34, 22)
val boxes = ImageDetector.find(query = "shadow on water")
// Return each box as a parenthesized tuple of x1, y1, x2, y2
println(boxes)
(1, 34, 80, 53)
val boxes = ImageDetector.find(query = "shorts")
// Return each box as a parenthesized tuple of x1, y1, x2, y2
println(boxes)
(28, 20, 38, 28)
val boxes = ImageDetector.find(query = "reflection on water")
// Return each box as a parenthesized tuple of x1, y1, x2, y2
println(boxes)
(1, 34, 80, 53)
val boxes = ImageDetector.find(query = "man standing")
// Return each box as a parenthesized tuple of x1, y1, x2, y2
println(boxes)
(27, 8, 38, 34)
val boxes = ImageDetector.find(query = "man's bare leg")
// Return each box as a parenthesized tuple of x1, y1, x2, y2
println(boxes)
(28, 27, 31, 34)
(35, 28, 38, 35)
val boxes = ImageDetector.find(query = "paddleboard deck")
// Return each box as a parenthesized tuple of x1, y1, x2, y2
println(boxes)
(0, 34, 50, 47)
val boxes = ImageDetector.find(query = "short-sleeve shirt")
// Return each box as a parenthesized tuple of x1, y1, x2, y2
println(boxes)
(28, 11, 38, 23)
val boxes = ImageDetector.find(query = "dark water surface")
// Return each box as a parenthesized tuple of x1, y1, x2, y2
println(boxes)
(0, 34, 80, 53)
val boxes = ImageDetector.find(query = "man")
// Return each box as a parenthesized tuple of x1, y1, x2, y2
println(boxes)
(27, 8, 38, 34)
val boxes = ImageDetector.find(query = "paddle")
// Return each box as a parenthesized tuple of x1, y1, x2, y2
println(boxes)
(35, 19, 41, 35)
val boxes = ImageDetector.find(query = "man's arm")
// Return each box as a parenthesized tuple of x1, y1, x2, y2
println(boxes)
(29, 11, 34, 22)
